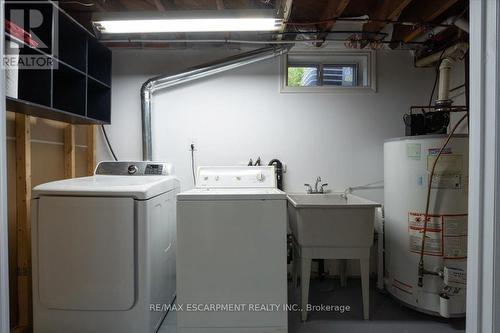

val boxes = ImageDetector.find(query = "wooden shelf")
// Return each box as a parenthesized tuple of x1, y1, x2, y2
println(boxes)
(4, 0, 112, 125)
(6, 97, 108, 125)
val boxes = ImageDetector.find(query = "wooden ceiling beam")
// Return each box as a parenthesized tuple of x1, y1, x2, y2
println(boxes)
(398, 0, 459, 43)
(223, 0, 252, 9)
(320, 0, 351, 32)
(152, 0, 167, 11)
(276, 0, 293, 40)
(117, 0, 156, 11)
(173, 0, 217, 10)
(92, 1, 107, 12)
(363, 0, 413, 34)
(216, 0, 224, 9)
(315, 0, 350, 45)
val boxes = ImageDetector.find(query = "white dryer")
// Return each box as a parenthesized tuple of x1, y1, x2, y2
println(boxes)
(31, 161, 180, 333)
(176, 166, 288, 333)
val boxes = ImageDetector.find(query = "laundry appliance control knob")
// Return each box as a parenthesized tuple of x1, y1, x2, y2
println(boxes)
(128, 165, 138, 175)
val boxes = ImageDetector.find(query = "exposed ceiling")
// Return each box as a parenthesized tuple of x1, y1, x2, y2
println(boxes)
(57, 0, 469, 53)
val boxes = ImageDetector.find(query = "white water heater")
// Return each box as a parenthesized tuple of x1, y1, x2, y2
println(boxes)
(384, 134, 468, 317)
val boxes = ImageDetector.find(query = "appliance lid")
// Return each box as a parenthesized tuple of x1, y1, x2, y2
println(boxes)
(33, 175, 179, 200)
(177, 187, 286, 201)
(195, 166, 277, 189)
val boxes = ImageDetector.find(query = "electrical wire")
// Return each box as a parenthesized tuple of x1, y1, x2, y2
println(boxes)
(101, 125, 118, 161)
(190, 144, 196, 186)
(449, 83, 465, 92)
(417, 113, 468, 287)
(60, 1, 95, 6)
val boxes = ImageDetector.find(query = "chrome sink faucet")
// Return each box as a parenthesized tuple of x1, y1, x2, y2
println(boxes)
(304, 177, 328, 194)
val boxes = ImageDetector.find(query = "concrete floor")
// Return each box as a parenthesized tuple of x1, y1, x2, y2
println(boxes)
(158, 278, 465, 333)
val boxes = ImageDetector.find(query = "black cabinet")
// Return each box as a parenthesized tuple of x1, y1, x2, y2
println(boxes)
(87, 77, 111, 123)
(4, 1, 112, 124)
(88, 37, 112, 86)
(53, 61, 87, 116)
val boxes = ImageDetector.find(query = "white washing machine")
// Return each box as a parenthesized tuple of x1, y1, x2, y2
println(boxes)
(31, 161, 180, 333)
(177, 166, 288, 333)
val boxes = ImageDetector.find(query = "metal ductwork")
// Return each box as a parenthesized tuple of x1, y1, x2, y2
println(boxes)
(140, 45, 292, 161)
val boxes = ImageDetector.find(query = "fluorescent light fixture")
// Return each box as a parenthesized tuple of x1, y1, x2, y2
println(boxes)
(93, 10, 282, 34)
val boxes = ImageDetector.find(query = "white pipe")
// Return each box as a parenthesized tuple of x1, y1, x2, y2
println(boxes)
(413, 16, 469, 43)
(437, 58, 453, 103)
(415, 42, 469, 67)
(454, 17, 469, 33)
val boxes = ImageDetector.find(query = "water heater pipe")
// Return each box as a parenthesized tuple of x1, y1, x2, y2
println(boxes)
(140, 45, 292, 160)
(415, 42, 469, 67)
(436, 58, 453, 107)
(417, 113, 469, 288)
(413, 16, 469, 43)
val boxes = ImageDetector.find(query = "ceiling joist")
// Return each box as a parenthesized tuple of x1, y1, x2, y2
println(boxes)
(319, 0, 351, 31)
(152, 0, 167, 11)
(391, 0, 459, 46)
(58, 0, 467, 50)
(362, 0, 413, 34)
(316, 0, 351, 45)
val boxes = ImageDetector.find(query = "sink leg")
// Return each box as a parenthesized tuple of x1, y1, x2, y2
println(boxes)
(300, 257, 311, 322)
(360, 257, 370, 320)
(292, 249, 300, 289)
(339, 259, 347, 287)
(292, 257, 298, 288)
(318, 259, 325, 281)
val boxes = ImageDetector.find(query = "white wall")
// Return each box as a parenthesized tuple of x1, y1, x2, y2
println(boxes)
(99, 47, 436, 204)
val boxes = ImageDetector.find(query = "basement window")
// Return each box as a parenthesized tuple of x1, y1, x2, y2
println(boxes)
(281, 50, 376, 93)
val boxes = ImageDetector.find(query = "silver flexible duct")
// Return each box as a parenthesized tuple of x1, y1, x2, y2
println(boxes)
(140, 45, 292, 160)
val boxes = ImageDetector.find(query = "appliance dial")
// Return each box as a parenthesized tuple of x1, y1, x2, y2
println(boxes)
(128, 165, 138, 175)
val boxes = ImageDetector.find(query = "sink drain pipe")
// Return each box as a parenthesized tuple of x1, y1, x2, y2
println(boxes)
(140, 45, 292, 161)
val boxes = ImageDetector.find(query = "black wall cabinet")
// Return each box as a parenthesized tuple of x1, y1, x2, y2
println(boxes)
(5, 1, 112, 124)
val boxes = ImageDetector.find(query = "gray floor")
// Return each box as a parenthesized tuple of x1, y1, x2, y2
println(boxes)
(158, 278, 465, 333)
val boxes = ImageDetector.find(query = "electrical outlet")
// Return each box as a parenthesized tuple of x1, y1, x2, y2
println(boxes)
(188, 138, 198, 151)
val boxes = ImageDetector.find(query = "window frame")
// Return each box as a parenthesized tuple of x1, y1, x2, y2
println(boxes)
(280, 50, 377, 94)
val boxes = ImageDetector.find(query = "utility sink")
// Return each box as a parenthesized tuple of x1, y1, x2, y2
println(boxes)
(287, 193, 382, 321)
(287, 194, 381, 248)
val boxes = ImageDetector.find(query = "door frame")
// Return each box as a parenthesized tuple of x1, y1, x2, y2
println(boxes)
(0, 0, 11, 331)
(467, 0, 500, 332)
